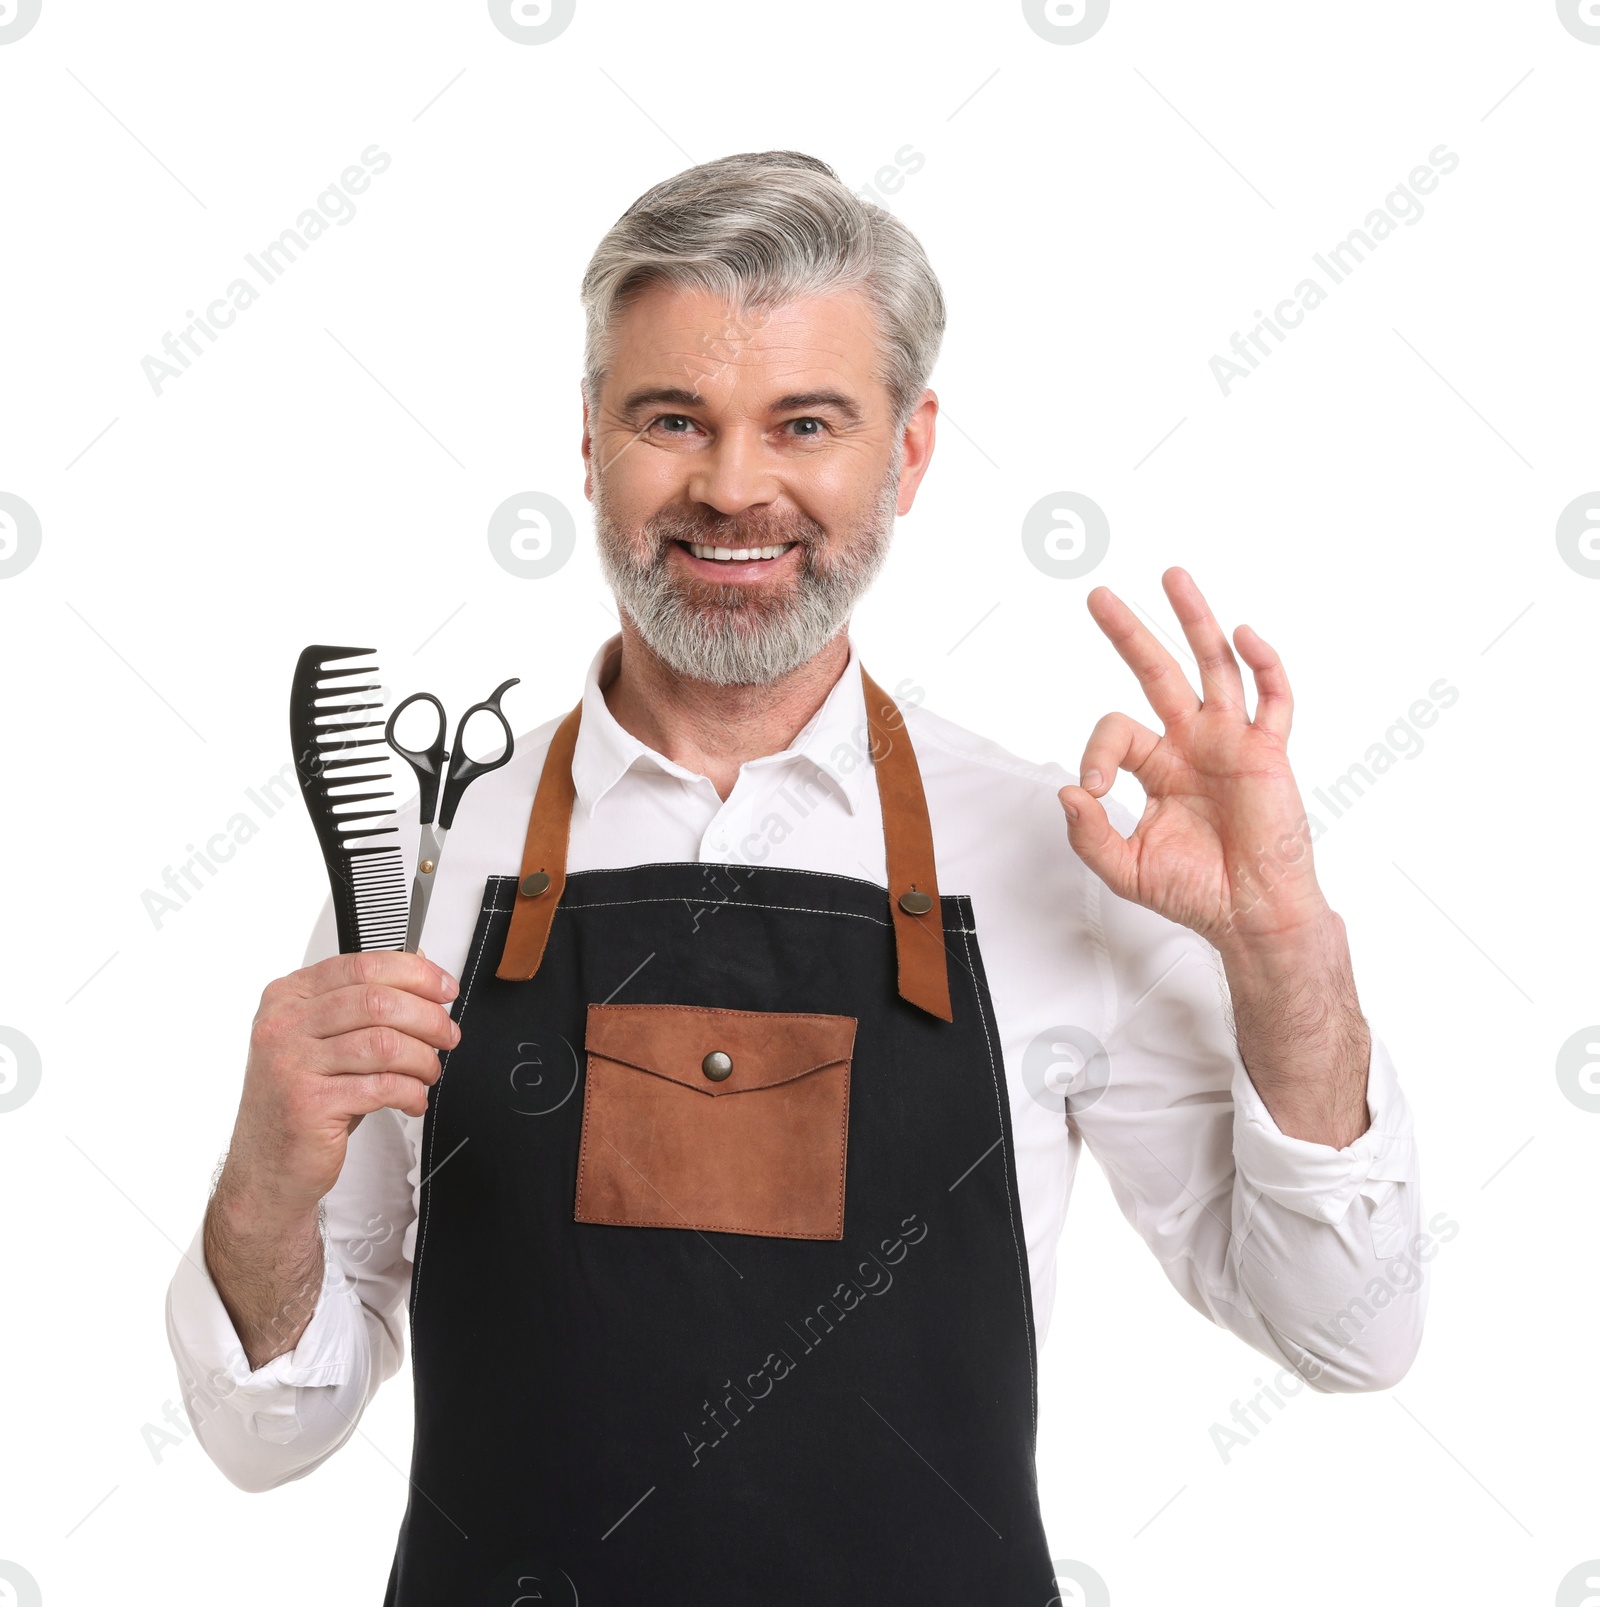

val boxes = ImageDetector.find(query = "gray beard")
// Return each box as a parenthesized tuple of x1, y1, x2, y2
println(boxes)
(593, 455, 901, 687)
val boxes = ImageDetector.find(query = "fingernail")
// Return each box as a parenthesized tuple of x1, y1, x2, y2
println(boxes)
(1062, 796, 1079, 821)
(451, 1022, 462, 1045)
(442, 974, 458, 1000)
(1083, 769, 1103, 792)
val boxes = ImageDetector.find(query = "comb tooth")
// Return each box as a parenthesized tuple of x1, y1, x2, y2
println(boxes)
(317, 742, 388, 757)
(315, 700, 384, 717)
(315, 655, 378, 676)
(329, 790, 395, 807)
(317, 719, 386, 735)
(314, 739, 388, 758)
(316, 755, 392, 772)
(321, 768, 390, 787)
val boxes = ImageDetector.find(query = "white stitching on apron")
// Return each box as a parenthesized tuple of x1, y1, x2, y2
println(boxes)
(410, 895, 510, 1314)
(957, 919, 1038, 1425)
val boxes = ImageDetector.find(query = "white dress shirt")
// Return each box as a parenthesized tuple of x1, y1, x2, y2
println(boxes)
(167, 631, 1426, 1491)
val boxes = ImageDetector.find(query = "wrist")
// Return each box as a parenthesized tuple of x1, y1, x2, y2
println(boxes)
(1216, 904, 1347, 991)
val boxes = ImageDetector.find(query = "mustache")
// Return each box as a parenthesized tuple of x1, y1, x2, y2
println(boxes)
(642, 504, 827, 552)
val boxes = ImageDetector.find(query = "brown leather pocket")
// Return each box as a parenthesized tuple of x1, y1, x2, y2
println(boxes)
(575, 1003, 856, 1240)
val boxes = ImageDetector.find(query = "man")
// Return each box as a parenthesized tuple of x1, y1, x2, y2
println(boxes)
(169, 150, 1424, 1603)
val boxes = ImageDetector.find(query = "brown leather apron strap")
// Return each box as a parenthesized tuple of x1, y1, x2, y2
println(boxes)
(494, 697, 581, 981)
(859, 667, 953, 1023)
(494, 664, 954, 1021)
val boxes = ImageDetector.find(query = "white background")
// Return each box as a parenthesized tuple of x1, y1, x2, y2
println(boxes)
(1, 1, 1595, 1603)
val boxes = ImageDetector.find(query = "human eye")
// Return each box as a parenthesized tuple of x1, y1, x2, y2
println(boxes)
(783, 416, 829, 440)
(649, 413, 700, 437)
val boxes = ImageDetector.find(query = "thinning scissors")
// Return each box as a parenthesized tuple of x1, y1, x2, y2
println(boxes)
(384, 677, 519, 953)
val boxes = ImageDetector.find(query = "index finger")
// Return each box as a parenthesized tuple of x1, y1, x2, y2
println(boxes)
(295, 949, 458, 1003)
(1085, 585, 1201, 727)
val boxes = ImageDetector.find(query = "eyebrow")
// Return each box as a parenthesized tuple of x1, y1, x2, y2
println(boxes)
(618, 386, 864, 424)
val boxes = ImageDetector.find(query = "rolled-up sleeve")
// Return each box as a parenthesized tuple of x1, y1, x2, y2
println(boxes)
(1073, 850, 1429, 1394)
(164, 897, 420, 1490)
(165, 1220, 375, 1489)
(164, 1098, 418, 1489)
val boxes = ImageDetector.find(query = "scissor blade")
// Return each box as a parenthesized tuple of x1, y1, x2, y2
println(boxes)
(403, 824, 449, 953)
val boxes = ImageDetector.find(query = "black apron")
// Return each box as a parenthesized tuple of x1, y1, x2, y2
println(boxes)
(384, 665, 1058, 1605)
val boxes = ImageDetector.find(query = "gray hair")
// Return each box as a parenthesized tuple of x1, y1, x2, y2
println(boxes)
(580, 150, 945, 432)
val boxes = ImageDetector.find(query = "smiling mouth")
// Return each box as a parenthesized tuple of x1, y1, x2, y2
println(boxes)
(678, 540, 798, 563)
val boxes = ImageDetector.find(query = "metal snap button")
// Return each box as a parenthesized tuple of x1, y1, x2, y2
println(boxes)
(898, 889, 934, 916)
(520, 872, 552, 898)
(702, 1051, 733, 1082)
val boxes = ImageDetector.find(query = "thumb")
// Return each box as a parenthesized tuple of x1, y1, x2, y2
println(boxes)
(1058, 783, 1136, 899)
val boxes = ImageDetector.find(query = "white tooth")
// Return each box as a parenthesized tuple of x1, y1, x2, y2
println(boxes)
(685, 540, 796, 561)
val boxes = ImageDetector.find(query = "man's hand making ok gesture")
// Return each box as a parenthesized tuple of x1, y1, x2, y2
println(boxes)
(1059, 566, 1372, 1150)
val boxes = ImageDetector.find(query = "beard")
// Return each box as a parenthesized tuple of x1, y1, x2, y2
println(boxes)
(593, 450, 902, 687)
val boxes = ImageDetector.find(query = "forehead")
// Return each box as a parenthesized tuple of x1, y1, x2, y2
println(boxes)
(604, 280, 886, 406)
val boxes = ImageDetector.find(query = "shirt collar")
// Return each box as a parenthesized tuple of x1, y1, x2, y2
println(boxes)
(570, 632, 872, 818)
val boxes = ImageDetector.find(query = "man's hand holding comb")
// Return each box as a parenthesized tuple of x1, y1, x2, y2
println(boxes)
(202, 952, 460, 1370)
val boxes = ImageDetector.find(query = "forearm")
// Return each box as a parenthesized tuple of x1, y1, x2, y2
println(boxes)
(203, 1175, 326, 1371)
(168, 1108, 417, 1491)
(167, 1214, 397, 1492)
(1219, 907, 1371, 1150)
(1076, 878, 1426, 1393)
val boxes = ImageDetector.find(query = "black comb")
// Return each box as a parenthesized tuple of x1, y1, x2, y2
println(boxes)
(288, 645, 409, 954)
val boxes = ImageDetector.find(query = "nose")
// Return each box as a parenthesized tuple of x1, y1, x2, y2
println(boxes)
(684, 427, 781, 517)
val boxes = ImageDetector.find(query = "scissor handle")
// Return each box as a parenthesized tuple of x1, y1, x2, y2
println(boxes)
(439, 677, 520, 828)
(385, 691, 448, 825)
